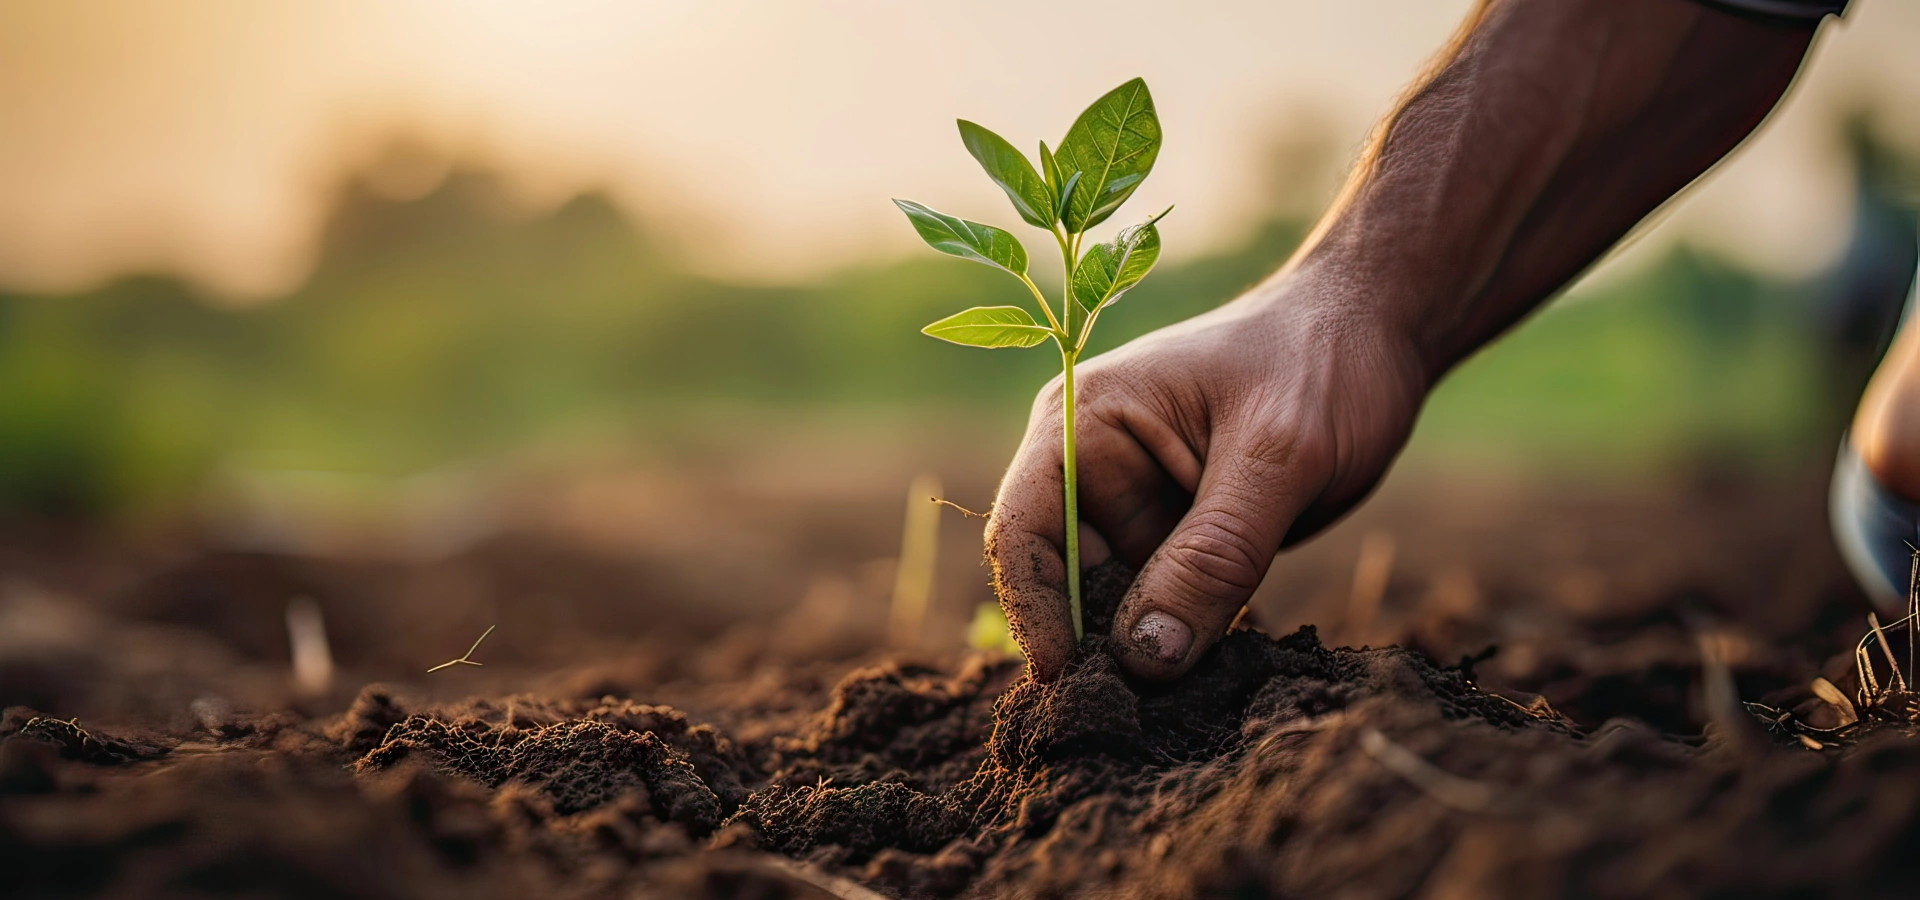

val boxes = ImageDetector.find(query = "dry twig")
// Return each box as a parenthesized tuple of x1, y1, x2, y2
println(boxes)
(1359, 728, 1503, 814)
(1696, 628, 1766, 755)
(427, 625, 495, 673)
(765, 858, 895, 900)
(1870, 611, 1906, 693)
(1756, 548, 1920, 747)
(1810, 677, 1858, 727)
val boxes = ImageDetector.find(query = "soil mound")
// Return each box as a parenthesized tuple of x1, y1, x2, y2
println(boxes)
(336, 563, 1568, 897)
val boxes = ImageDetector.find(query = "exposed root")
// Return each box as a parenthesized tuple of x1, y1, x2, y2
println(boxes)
(930, 497, 988, 519)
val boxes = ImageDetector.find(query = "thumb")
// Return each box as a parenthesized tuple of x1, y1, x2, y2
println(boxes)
(1110, 434, 1306, 680)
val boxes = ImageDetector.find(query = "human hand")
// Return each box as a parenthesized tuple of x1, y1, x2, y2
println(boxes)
(984, 267, 1429, 681)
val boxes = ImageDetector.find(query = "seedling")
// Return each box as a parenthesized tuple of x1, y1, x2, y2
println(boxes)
(896, 78, 1168, 640)
(428, 624, 496, 673)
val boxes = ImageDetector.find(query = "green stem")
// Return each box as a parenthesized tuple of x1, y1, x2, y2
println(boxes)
(1019, 274, 1065, 334)
(1051, 227, 1075, 336)
(1061, 342, 1083, 640)
(1052, 226, 1073, 273)
(1055, 226, 1085, 640)
(1075, 302, 1105, 355)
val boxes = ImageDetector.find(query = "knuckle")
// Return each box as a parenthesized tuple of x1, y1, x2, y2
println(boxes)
(1030, 380, 1066, 421)
(1076, 361, 1128, 400)
(1240, 425, 1301, 470)
(1220, 435, 1296, 497)
(1232, 415, 1332, 485)
(1036, 374, 1066, 403)
(1164, 508, 1269, 597)
(1080, 357, 1174, 430)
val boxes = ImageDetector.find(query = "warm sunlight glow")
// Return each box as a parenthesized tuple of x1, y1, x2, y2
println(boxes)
(1, 0, 1916, 299)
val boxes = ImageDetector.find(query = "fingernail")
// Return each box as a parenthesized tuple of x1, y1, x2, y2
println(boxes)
(1130, 611, 1192, 664)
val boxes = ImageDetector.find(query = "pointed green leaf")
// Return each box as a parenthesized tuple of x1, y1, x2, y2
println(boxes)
(1070, 208, 1168, 313)
(1055, 78, 1161, 233)
(1039, 141, 1061, 196)
(959, 121, 1054, 229)
(1056, 171, 1082, 221)
(893, 199, 1028, 276)
(922, 306, 1054, 349)
(1039, 141, 1082, 223)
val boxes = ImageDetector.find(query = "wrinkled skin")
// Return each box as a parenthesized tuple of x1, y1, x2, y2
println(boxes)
(986, 270, 1427, 682)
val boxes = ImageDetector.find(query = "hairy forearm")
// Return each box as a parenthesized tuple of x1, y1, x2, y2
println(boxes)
(1290, 0, 1819, 380)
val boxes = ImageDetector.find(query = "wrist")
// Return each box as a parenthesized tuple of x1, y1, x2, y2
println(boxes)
(1261, 235, 1446, 386)
(1234, 247, 1436, 400)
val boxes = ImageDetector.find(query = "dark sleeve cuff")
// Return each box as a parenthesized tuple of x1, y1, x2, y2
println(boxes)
(1690, 0, 1848, 25)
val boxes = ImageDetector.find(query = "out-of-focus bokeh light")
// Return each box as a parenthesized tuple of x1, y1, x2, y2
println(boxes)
(0, 0, 1916, 539)
(5, 0, 1918, 298)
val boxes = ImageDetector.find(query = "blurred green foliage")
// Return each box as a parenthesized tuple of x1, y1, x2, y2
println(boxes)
(0, 167, 1846, 516)
(1417, 250, 1834, 474)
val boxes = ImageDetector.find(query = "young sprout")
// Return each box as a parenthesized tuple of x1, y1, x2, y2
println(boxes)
(427, 624, 496, 673)
(896, 78, 1168, 640)
(888, 473, 942, 647)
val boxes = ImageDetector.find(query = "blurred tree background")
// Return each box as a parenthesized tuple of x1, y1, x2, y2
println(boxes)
(3, 115, 1913, 520)
(6, 1, 1919, 532)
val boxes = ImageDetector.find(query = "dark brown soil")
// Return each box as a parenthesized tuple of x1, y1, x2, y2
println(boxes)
(6, 476, 1920, 898)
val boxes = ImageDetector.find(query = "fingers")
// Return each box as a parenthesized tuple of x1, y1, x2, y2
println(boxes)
(1082, 389, 1198, 564)
(985, 415, 1077, 682)
(1074, 412, 1191, 570)
(990, 377, 1184, 681)
(1110, 431, 1309, 681)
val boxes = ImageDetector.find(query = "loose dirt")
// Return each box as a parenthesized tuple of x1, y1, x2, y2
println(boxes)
(5, 477, 1920, 898)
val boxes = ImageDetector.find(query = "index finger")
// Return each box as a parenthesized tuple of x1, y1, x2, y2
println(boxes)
(984, 416, 1076, 682)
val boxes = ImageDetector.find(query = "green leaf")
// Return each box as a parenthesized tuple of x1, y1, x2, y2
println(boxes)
(1039, 141, 1081, 223)
(1055, 78, 1161, 233)
(959, 121, 1054, 229)
(1039, 141, 1061, 196)
(1056, 171, 1082, 221)
(893, 199, 1028, 276)
(922, 306, 1053, 349)
(1070, 207, 1169, 313)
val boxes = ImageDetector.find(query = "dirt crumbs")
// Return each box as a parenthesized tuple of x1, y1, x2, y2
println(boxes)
(9, 562, 1920, 898)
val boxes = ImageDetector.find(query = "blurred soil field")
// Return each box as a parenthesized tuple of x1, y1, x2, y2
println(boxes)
(6, 452, 1919, 898)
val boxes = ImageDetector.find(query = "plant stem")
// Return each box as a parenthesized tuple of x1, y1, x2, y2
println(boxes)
(1019, 275, 1064, 334)
(1061, 343, 1083, 640)
(1055, 225, 1084, 640)
(1053, 226, 1077, 335)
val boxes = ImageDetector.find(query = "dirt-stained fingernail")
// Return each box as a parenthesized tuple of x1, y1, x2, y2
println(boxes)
(1130, 611, 1191, 663)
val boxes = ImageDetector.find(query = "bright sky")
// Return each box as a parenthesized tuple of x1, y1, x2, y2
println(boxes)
(2, 0, 1917, 300)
